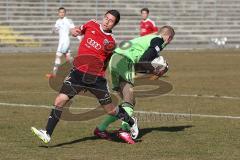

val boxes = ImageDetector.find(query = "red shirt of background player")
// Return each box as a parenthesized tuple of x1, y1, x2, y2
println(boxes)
(74, 20, 116, 77)
(140, 18, 158, 36)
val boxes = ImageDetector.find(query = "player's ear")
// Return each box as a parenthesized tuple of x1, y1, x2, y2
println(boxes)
(166, 36, 173, 44)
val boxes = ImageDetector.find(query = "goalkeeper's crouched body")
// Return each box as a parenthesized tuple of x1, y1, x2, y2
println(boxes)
(95, 26, 175, 142)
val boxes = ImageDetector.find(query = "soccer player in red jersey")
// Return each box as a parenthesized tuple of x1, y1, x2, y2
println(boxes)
(140, 8, 158, 36)
(31, 10, 138, 143)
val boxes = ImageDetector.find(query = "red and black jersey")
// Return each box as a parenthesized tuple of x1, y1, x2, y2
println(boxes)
(140, 19, 158, 36)
(74, 20, 116, 77)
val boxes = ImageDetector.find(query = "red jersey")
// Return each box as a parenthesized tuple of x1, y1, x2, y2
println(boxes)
(140, 19, 158, 36)
(74, 20, 116, 77)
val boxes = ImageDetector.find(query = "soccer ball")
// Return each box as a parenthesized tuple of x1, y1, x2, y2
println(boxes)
(151, 56, 167, 71)
(150, 56, 168, 78)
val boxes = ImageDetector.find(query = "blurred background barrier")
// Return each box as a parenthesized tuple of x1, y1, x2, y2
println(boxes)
(0, 0, 240, 53)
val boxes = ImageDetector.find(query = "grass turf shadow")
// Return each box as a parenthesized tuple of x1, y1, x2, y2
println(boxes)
(39, 125, 193, 148)
(39, 136, 99, 148)
(137, 125, 194, 139)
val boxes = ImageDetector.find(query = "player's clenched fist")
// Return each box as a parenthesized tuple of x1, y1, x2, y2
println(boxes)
(71, 27, 81, 37)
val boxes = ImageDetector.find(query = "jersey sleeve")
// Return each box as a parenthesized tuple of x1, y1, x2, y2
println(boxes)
(78, 22, 88, 35)
(139, 37, 164, 62)
(78, 20, 95, 35)
(135, 37, 165, 73)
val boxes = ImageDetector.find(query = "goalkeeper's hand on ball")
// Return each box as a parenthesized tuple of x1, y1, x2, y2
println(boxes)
(150, 56, 169, 80)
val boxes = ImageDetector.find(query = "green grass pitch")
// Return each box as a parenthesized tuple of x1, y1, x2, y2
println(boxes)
(0, 50, 239, 160)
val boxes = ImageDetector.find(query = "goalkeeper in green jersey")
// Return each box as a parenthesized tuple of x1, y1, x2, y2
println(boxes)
(94, 26, 175, 144)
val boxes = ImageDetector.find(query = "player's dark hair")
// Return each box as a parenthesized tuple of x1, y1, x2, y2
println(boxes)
(58, 7, 66, 12)
(105, 10, 120, 25)
(141, 8, 149, 14)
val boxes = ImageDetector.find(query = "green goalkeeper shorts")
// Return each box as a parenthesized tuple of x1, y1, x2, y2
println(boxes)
(109, 53, 134, 91)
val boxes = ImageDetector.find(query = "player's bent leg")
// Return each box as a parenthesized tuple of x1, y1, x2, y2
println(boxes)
(47, 74, 80, 134)
(94, 103, 136, 142)
(94, 104, 118, 140)
(54, 93, 70, 107)
(92, 91, 136, 141)
(119, 82, 139, 139)
(120, 82, 135, 105)
(31, 93, 70, 143)
(121, 104, 134, 131)
(45, 93, 70, 136)
(110, 56, 138, 139)
(53, 54, 62, 75)
(112, 102, 136, 144)
(88, 77, 135, 126)
(102, 103, 136, 129)
(118, 102, 139, 140)
(88, 75, 137, 141)
(31, 71, 80, 143)
(97, 114, 118, 131)
(89, 93, 115, 140)
(46, 69, 82, 136)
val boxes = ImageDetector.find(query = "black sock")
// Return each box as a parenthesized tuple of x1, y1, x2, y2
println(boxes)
(115, 106, 134, 127)
(45, 107, 62, 136)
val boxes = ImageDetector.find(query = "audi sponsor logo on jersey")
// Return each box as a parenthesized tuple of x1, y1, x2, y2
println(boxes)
(87, 38, 101, 50)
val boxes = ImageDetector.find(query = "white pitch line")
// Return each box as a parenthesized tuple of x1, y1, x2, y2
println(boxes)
(0, 91, 55, 94)
(135, 111, 240, 120)
(162, 93, 240, 100)
(0, 102, 52, 109)
(0, 102, 93, 110)
(0, 90, 240, 101)
(0, 102, 240, 120)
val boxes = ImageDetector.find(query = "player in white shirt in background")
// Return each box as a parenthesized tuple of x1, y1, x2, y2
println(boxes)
(46, 7, 81, 78)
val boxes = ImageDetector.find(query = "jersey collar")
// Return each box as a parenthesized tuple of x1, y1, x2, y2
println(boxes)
(59, 17, 67, 20)
(142, 18, 150, 22)
(99, 24, 113, 36)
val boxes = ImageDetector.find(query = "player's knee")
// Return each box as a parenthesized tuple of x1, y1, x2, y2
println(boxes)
(54, 94, 70, 107)
(103, 103, 117, 115)
(107, 110, 116, 115)
(56, 52, 63, 57)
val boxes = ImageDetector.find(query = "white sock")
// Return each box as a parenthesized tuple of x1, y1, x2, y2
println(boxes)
(53, 55, 61, 75)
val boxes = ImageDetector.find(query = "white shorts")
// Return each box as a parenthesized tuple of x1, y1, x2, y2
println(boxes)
(57, 40, 70, 55)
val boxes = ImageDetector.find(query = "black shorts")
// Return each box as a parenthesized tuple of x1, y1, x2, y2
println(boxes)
(59, 68, 112, 105)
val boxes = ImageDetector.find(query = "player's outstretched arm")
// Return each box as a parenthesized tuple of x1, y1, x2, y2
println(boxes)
(135, 73, 159, 80)
(135, 73, 152, 79)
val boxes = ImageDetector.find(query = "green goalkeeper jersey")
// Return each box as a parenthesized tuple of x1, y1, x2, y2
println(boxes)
(114, 34, 165, 63)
